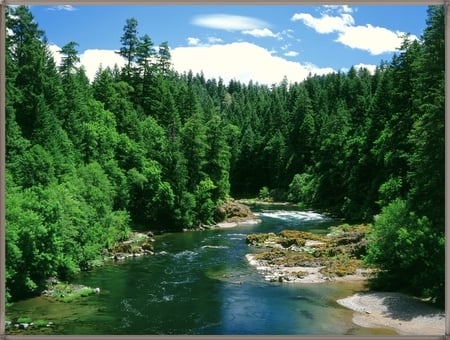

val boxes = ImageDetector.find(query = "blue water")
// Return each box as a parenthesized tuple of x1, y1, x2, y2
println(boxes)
(6, 206, 396, 335)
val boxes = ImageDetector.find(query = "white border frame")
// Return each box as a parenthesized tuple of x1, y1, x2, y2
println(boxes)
(0, 1, 448, 340)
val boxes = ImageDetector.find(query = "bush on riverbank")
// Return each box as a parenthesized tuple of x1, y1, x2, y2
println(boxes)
(42, 281, 99, 303)
(6, 316, 54, 334)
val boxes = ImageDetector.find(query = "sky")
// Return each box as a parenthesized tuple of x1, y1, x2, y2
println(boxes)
(28, 4, 430, 85)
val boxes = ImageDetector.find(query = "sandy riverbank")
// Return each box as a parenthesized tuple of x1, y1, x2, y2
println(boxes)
(246, 250, 444, 336)
(337, 292, 445, 335)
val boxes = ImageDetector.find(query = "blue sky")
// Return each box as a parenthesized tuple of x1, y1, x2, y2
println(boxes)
(29, 4, 429, 84)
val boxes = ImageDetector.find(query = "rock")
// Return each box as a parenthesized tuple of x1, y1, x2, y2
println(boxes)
(214, 206, 227, 221)
(19, 323, 29, 329)
(141, 242, 154, 252)
(46, 276, 58, 285)
(216, 200, 256, 223)
(246, 224, 372, 283)
(95, 287, 100, 294)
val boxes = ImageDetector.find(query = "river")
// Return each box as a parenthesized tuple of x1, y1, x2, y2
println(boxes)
(6, 204, 396, 335)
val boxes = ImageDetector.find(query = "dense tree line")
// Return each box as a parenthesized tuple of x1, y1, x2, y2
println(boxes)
(5, 6, 444, 305)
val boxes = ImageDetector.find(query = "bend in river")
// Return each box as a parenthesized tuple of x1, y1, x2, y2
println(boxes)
(6, 204, 396, 335)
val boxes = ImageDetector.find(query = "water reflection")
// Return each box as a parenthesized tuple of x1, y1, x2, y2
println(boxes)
(6, 207, 396, 335)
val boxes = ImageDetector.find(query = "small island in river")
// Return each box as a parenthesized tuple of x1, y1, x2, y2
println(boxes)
(245, 224, 372, 283)
(244, 223, 445, 335)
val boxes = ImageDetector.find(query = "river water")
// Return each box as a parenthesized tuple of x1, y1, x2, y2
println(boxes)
(6, 204, 396, 335)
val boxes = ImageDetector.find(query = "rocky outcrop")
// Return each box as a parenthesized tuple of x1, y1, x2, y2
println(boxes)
(245, 224, 374, 283)
(104, 231, 155, 260)
(215, 200, 257, 223)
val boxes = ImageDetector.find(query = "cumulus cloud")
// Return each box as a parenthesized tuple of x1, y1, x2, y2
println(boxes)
(49, 41, 334, 85)
(171, 41, 334, 85)
(79, 49, 127, 81)
(291, 6, 417, 55)
(192, 14, 268, 31)
(353, 63, 377, 74)
(291, 12, 354, 34)
(284, 51, 299, 57)
(187, 37, 201, 46)
(48, 44, 126, 82)
(48, 44, 63, 66)
(242, 28, 279, 38)
(337, 25, 410, 55)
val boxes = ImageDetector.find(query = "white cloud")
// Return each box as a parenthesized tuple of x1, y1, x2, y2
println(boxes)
(47, 5, 77, 11)
(291, 12, 354, 34)
(242, 28, 279, 38)
(171, 41, 334, 85)
(48, 44, 63, 65)
(353, 63, 377, 74)
(187, 37, 201, 46)
(291, 7, 417, 55)
(284, 51, 299, 57)
(49, 41, 335, 86)
(336, 25, 412, 55)
(192, 14, 268, 31)
(207, 37, 223, 44)
(322, 5, 354, 14)
(48, 44, 126, 82)
(79, 49, 126, 81)
(281, 29, 297, 40)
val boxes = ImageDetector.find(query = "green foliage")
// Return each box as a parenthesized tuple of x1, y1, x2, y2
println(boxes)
(377, 176, 403, 207)
(287, 173, 315, 205)
(365, 199, 444, 304)
(33, 320, 50, 328)
(17, 317, 32, 324)
(50, 282, 96, 303)
(258, 186, 270, 200)
(4, 7, 445, 304)
(194, 178, 217, 225)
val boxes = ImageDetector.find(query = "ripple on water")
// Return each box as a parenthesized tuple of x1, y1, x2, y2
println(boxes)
(172, 250, 198, 260)
(120, 298, 142, 317)
(255, 210, 327, 221)
(227, 233, 246, 240)
(201, 245, 229, 249)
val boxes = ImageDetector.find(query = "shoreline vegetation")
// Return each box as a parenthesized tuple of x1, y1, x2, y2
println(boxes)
(242, 215, 445, 336)
(7, 200, 445, 336)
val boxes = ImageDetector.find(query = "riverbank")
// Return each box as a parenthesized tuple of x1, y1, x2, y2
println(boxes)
(243, 224, 445, 336)
(337, 292, 445, 335)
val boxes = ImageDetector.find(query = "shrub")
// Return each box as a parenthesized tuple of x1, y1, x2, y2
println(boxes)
(287, 173, 316, 204)
(364, 199, 445, 304)
(258, 186, 271, 201)
(17, 317, 32, 324)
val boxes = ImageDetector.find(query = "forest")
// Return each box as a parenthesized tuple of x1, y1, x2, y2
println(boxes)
(4, 5, 444, 306)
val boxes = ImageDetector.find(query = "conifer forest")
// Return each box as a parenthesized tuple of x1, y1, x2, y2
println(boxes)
(4, 5, 445, 306)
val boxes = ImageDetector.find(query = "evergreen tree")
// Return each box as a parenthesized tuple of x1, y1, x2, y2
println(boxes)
(118, 17, 139, 79)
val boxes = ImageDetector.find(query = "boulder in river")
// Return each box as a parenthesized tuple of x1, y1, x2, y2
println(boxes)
(215, 200, 257, 223)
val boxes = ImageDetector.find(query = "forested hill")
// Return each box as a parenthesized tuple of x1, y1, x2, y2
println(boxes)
(5, 6, 444, 305)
